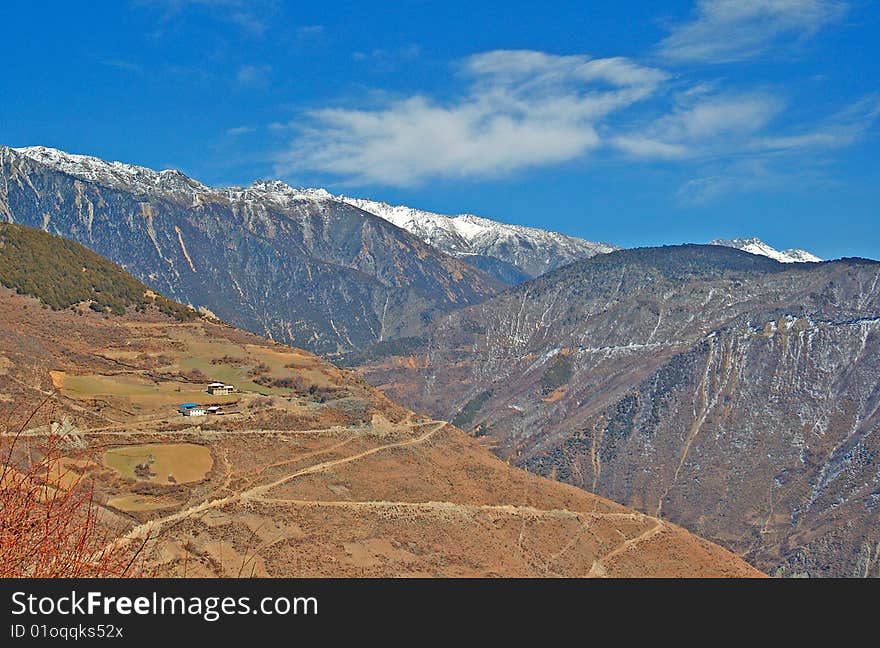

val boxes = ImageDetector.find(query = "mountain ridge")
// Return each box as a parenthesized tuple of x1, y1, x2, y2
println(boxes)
(336, 194, 618, 280)
(10, 146, 622, 285)
(8, 145, 828, 274)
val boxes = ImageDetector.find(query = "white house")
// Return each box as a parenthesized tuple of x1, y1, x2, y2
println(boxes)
(207, 382, 235, 396)
(178, 403, 207, 416)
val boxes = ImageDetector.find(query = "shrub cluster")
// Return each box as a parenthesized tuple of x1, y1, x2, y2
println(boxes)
(0, 223, 196, 320)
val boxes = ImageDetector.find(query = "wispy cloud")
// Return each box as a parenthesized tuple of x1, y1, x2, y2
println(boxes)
(296, 25, 324, 39)
(676, 159, 779, 203)
(277, 50, 668, 185)
(754, 95, 880, 151)
(613, 92, 785, 159)
(136, 0, 277, 36)
(673, 96, 880, 203)
(352, 44, 422, 63)
(615, 92, 880, 163)
(657, 0, 848, 63)
(235, 64, 271, 86)
(102, 59, 143, 73)
(675, 157, 835, 204)
(226, 125, 255, 135)
(613, 88, 879, 203)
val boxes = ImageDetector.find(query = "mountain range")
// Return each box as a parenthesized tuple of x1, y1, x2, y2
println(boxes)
(0, 145, 821, 356)
(0, 221, 761, 577)
(1, 146, 502, 356)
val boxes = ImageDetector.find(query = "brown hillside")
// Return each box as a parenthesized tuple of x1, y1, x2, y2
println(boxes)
(0, 286, 761, 577)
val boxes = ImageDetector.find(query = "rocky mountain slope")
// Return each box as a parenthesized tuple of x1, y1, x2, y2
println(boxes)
(710, 237, 822, 263)
(0, 146, 503, 356)
(350, 245, 880, 577)
(0, 224, 761, 577)
(337, 195, 617, 282)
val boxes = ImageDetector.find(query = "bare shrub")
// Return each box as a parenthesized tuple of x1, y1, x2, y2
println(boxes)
(0, 398, 147, 577)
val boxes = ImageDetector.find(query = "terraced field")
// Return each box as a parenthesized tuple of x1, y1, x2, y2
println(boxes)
(103, 443, 213, 484)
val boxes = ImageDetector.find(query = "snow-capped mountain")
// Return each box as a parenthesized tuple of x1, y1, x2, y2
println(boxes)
(14, 147, 335, 207)
(2, 145, 501, 356)
(12, 147, 614, 283)
(709, 238, 822, 264)
(14, 146, 211, 197)
(336, 196, 617, 280)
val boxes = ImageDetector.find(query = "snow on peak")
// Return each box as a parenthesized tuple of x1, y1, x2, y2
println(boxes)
(779, 248, 823, 263)
(222, 181, 333, 207)
(13, 145, 209, 195)
(336, 195, 468, 248)
(248, 181, 332, 200)
(336, 194, 617, 278)
(12, 146, 340, 210)
(11, 145, 615, 279)
(450, 214, 494, 239)
(709, 238, 822, 263)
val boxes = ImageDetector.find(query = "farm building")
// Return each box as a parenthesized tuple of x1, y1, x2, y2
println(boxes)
(207, 382, 235, 395)
(178, 403, 206, 416)
(207, 406, 222, 415)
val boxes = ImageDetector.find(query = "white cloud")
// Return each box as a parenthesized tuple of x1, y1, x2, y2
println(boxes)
(612, 93, 784, 158)
(226, 125, 255, 135)
(276, 50, 667, 185)
(352, 44, 421, 63)
(658, 94, 782, 139)
(658, 0, 847, 63)
(613, 137, 688, 159)
(616, 93, 880, 163)
(677, 171, 760, 204)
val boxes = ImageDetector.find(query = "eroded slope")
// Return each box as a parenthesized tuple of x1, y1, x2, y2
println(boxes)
(351, 245, 880, 576)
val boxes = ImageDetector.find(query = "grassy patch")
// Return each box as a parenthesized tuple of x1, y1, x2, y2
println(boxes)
(58, 373, 237, 408)
(540, 355, 573, 395)
(452, 390, 493, 429)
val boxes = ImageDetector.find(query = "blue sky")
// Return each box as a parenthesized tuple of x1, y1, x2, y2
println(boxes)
(2, 1, 879, 259)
